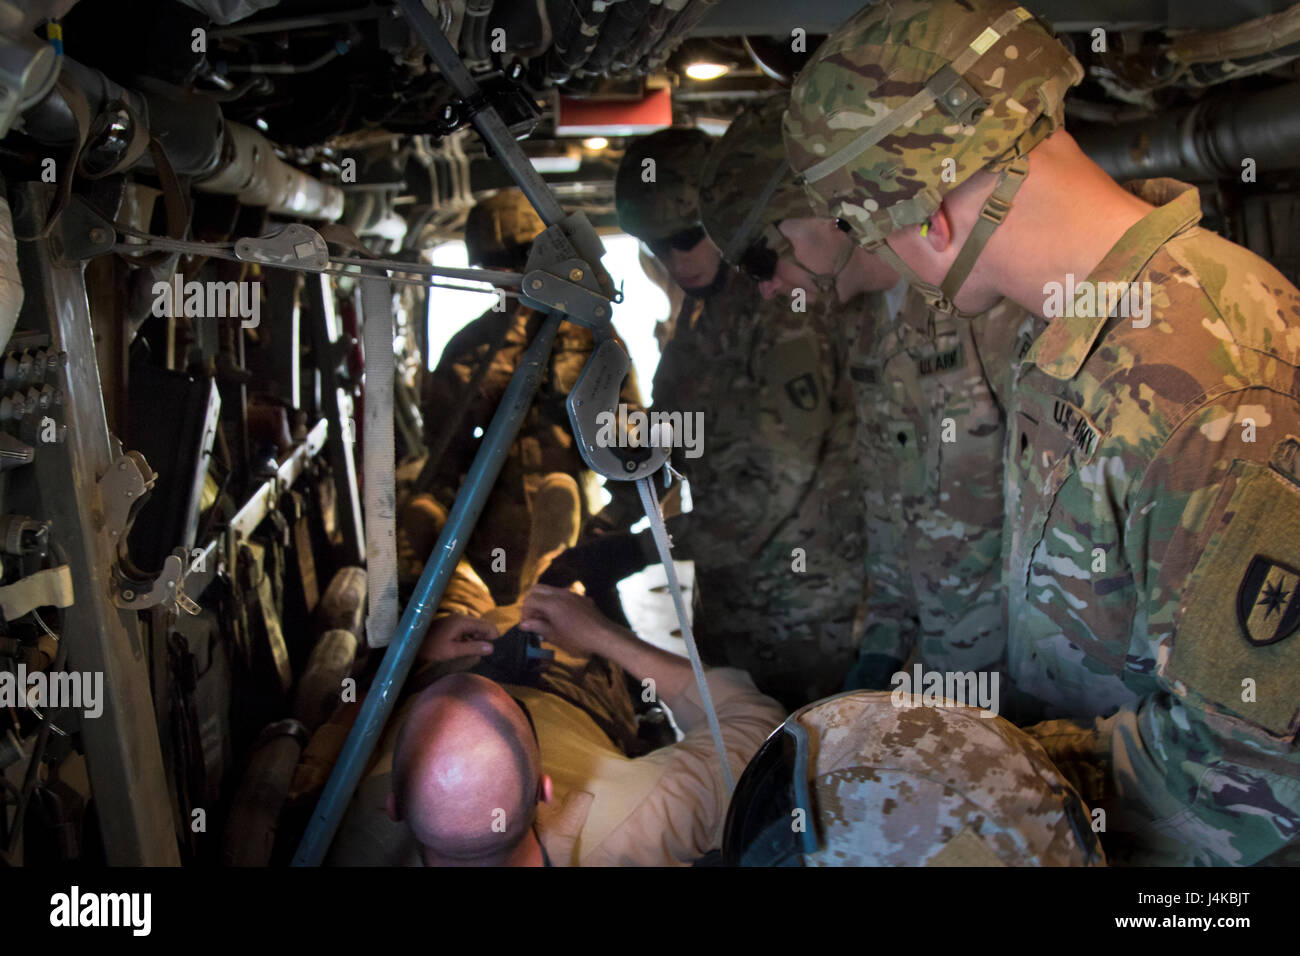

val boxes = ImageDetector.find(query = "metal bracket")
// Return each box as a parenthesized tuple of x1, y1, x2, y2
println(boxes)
(929, 65, 989, 126)
(112, 548, 199, 614)
(98, 451, 199, 613)
(567, 338, 670, 481)
(57, 197, 118, 262)
(99, 450, 155, 546)
(235, 222, 331, 271)
(435, 67, 540, 140)
(518, 217, 616, 327)
(519, 258, 615, 327)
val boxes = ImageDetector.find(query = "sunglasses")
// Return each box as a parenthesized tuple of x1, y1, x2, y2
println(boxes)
(738, 222, 793, 283)
(646, 223, 707, 260)
(721, 706, 819, 866)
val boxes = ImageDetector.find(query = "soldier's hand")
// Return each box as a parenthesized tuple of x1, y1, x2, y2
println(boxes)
(419, 613, 498, 663)
(519, 584, 626, 657)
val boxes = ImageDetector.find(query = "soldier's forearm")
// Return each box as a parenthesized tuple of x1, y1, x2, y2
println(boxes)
(586, 621, 694, 701)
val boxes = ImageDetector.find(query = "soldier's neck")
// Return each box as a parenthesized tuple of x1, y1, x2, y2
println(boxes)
(981, 134, 1155, 320)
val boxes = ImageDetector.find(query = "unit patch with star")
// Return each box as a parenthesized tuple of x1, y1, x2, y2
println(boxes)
(1237, 556, 1300, 646)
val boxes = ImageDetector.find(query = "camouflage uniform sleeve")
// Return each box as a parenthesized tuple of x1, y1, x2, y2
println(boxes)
(716, 295, 844, 562)
(1030, 387, 1300, 865)
(845, 302, 917, 686)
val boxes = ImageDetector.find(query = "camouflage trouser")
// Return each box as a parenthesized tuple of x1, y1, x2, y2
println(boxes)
(396, 494, 497, 615)
(693, 565, 863, 711)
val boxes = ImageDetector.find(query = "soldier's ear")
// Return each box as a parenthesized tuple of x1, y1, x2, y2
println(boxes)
(924, 207, 954, 254)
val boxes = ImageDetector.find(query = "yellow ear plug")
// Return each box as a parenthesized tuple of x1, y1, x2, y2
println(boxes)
(920, 221, 930, 237)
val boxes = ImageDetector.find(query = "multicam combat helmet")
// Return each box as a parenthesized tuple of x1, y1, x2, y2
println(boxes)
(699, 95, 811, 262)
(464, 188, 547, 268)
(723, 691, 1105, 866)
(699, 95, 855, 298)
(783, 0, 1083, 312)
(614, 127, 713, 241)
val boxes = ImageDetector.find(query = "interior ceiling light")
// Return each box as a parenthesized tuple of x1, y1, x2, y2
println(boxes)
(685, 61, 730, 81)
(695, 116, 731, 137)
(529, 153, 581, 173)
(582, 136, 609, 150)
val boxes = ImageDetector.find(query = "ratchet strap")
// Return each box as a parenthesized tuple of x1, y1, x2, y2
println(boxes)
(361, 274, 399, 648)
(636, 474, 735, 795)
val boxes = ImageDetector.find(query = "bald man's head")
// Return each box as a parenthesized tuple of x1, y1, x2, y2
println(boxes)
(391, 673, 541, 864)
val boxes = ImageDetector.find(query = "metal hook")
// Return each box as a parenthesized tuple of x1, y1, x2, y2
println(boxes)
(566, 338, 671, 482)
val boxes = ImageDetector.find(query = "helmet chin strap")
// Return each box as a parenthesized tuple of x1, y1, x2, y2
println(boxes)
(799, 228, 856, 303)
(865, 156, 1028, 317)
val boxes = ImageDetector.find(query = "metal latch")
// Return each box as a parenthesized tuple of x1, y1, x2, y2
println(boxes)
(100, 451, 199, 613)
(566, 338, 670, 481)
(234, 223, 330, 271)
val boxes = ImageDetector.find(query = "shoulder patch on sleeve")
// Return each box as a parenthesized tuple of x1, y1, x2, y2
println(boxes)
(761, 333, 831, 432)
(1170, 452, 1300, 738)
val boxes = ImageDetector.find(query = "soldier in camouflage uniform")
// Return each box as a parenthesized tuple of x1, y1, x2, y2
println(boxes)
(848, 297, 1031, 687)
(786, 0, 1300, 865)
(702, 94, 1030, 691)
(696, 97, 902, 692)
(418, 189, 644, 604)
(723, 691, 1104, 866)
(603, 127, 867, 708)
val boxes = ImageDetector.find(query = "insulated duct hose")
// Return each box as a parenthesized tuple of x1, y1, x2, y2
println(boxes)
(1075, 79, 1300, 181)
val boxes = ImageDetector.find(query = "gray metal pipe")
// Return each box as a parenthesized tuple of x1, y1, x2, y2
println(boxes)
(1075, 80, 1300, 181)
(24, 63, 222, 177)
(197, 121, 345, 221)
(21, 58, 342, 219)
(19, 57, 145, 146)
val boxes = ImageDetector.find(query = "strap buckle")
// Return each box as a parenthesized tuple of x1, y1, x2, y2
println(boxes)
(925, 291, 955, 315)
(982, 192, 1014, 226)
